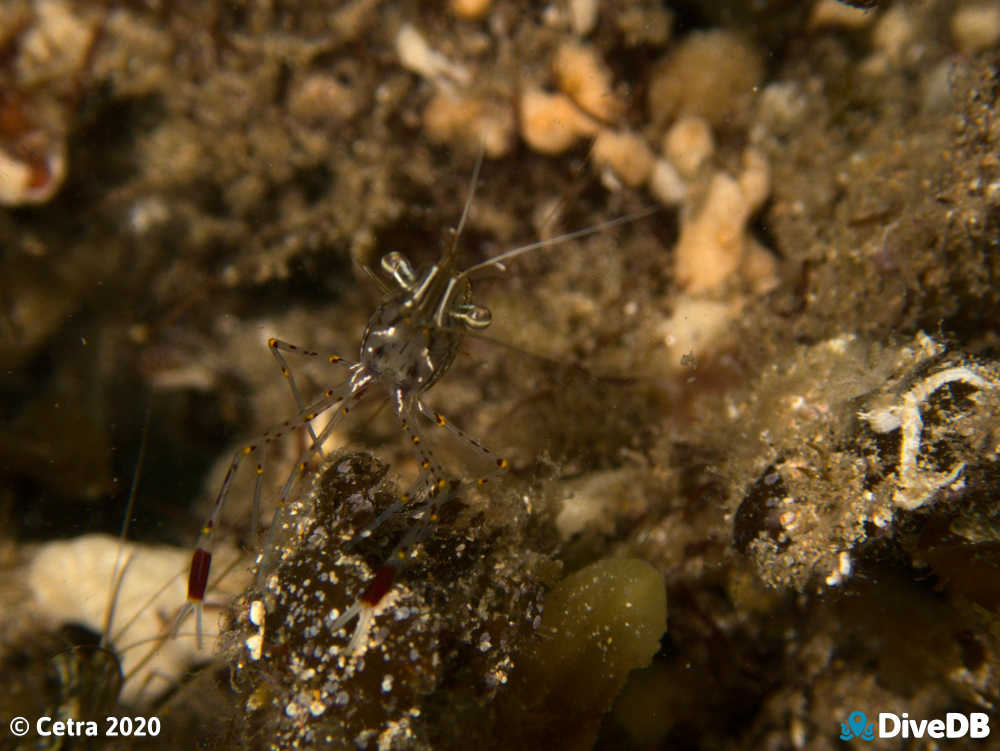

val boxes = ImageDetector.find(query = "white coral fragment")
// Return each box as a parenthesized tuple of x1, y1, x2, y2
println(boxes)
(824, 551, 853, 587)
(673, 148, 772, 294)
(28, 534, 248, 703)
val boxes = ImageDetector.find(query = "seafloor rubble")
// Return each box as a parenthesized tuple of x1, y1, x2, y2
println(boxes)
(223, 451, 664, 750)
(1, 1, 999, 749)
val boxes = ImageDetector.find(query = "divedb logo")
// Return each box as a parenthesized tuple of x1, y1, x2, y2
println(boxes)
(840, 710, 991, 741)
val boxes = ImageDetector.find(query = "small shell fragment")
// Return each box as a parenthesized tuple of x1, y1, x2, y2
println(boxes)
(396, 23, 470, 87)
(246, 633, 264, 661)
(569, 0, 599, 36)
(0, 141, 66, 206)
(250, 599, 266, 627)
(648, 158, 686, 207)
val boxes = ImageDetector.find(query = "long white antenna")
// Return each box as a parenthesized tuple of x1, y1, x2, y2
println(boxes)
(445, 147, 486, 262)
(456, 205, 660, 280)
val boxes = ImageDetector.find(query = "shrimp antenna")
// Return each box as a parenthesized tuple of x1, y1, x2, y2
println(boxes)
(458, 205, 660, 280)
(444, 146, 485, 264)
(101, 400, 152, 650)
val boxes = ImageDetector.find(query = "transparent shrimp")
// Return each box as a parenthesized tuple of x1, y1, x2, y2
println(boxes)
(180, 150, 658, 644)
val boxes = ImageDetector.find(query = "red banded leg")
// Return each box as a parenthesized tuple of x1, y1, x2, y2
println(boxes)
(327, 472, 459, 655)
(180, 375, 370, 646)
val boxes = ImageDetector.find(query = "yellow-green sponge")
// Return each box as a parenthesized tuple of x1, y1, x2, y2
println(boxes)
(505, 557, 668, 749)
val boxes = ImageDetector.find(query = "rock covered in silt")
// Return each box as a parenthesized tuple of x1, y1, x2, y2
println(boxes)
(227, 452, 550, 750)
(731, 333, 1000, 592)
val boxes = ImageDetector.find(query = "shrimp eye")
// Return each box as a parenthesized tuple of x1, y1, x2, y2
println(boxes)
(450, 303, 492, 329)
(381, 251, 417, 291)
